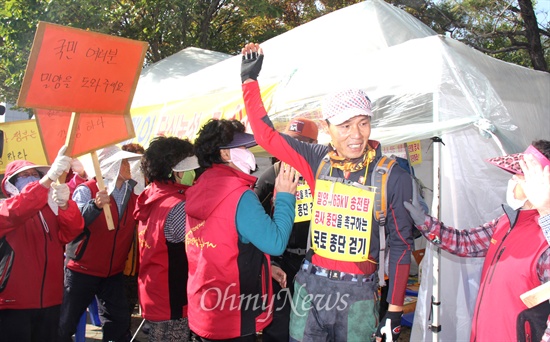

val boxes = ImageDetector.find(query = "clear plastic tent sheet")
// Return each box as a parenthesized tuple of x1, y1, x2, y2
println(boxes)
(131, 47, 231, 108)
(265, 34, 526, 149)
(414, 244, 484, 342)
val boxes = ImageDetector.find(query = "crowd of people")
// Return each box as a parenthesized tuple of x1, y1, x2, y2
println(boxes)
(0, 41, 549, 342)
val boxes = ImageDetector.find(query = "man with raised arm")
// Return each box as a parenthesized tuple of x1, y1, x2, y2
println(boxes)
(241, 43, 414, 342)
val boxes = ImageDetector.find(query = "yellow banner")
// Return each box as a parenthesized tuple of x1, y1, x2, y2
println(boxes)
(310, 179, 375, 262)
(381, 140, 422, 166)
(128, 84, 278, 148)
(295, 181, 313, 222)
(1, 120, 48, 174)
(407, 140, 422, 166)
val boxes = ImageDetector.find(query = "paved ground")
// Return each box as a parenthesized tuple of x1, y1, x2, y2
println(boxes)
(84, 310, 148, 341)
(84, 312, 412, 341)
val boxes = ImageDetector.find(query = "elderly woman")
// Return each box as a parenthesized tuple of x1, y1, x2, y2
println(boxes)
(133, 136, 198, 342)
(0, 147, 84, 342)
(59, 146, 143, 342)
(405, 140, 550, 341)
(185, 119, 298, 341)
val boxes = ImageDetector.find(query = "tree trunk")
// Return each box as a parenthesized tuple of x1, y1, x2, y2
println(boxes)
(518, 0, 548, 71)
(199, 0, 221, 49)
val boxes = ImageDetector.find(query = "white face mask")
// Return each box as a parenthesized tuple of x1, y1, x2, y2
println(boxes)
(229, 148, 256, 174)
(14, 176, 40, 192)
(506, 178, 527, 210)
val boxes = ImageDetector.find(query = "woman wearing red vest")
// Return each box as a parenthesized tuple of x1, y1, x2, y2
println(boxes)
(185, 119, 299, 341)
(59, 146, 143, 342)
(134, 136, 198, 341)
(405, 140, 550, 341)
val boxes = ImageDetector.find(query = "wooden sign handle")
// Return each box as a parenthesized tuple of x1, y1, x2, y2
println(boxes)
(90, 151, 115, 230)
(520, 281, 550, 308)
(58, 112, 80, 184)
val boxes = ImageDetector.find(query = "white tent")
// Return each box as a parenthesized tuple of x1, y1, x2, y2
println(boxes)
(131, 47, 230, 108)
(129, 1, 550, 340)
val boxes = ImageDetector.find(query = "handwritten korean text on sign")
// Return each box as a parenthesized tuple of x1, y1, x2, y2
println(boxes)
(17, 21, 147, 114)
(0, 120, 48, 174)
(35, 109, 135, 163)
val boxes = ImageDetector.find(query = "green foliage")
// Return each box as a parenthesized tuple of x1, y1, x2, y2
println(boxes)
(389, 0, 550, 70)
(0, 0, 548, 105)
(0, 0, 44, 104)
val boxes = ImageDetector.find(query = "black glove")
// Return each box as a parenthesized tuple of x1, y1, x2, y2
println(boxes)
(375, 310, 403, 341)
(241, 52, 264, 83)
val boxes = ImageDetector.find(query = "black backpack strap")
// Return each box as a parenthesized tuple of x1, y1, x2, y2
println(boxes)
(517, 300, 550, 341)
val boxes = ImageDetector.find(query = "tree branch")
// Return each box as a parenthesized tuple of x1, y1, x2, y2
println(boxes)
(469, 44, 526, 54)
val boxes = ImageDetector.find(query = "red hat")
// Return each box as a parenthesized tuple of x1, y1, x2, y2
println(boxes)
(486, 145, 550, 175)
(284, 117, 318, 142)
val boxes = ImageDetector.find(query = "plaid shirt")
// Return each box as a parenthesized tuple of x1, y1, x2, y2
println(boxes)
(164, 201, 186, 243)
(420, 213, 550, 341)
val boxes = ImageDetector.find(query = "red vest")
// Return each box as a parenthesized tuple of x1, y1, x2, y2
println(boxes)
(185, 164, 272, 339)
(66, 180, 137, 277)
(471, 209, 547, 341)
(134, 181, 189, 321)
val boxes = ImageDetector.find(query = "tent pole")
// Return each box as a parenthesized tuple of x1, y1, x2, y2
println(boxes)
(430, 92, 442, 341)
(431, 140, 441, 341)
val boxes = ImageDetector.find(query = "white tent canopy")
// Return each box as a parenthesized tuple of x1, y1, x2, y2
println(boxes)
(129, 1, 550, 340)
(131, 47, 230, 108)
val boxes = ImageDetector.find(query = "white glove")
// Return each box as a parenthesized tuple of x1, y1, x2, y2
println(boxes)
(70, 158, 87, 178)
(46, 145, 71, 181)
(51, 183, 70, 208)
(404, 201, 427, 226)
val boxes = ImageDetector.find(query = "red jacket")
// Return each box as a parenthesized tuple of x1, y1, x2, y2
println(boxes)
(185, 164, 272, 339)
(471, 209, 547, 341)
(66, 179, 136, 277)
(243, 81, 413, 306)
(0, 160, 84, 309)
(134, 181, 189, 321)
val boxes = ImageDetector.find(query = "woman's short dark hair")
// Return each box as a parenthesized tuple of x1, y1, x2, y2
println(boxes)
(121, 143, 145, 154)
(141, 136, 194, 183)
(194, 119, 245, 168)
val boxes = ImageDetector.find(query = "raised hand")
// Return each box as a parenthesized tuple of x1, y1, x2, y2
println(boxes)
(70, 158, 87, 179)
(274, 162, 299, 196)
(51, 183, 70, 209)
(515, 153, 550, 216)
(241, 42, 264, 83)
(404, 200, 428, 227)
(46, 145, 71, 182)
